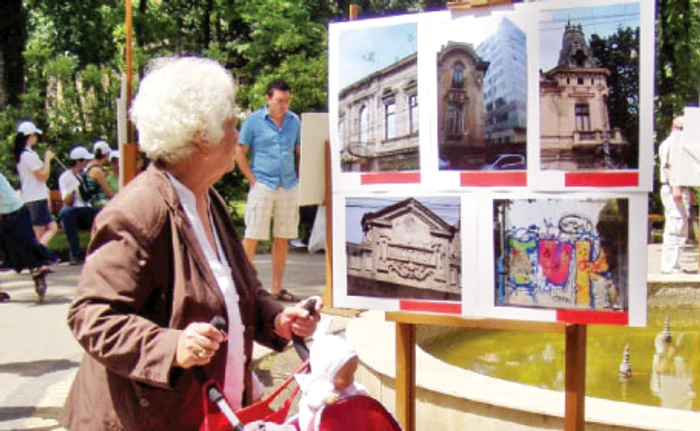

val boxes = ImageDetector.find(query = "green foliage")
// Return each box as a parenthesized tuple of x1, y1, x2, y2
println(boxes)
(589, 27, 640, 166)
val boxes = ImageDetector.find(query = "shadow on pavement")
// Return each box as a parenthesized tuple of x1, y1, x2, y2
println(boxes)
(0, 406, 63, 428)
(0, 359, 78, 377)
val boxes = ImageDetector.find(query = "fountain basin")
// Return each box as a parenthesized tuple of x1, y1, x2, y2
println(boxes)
(346, 310, 700, 431)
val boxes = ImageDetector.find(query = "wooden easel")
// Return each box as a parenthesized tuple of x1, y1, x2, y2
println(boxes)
(332, 2, 588, 431)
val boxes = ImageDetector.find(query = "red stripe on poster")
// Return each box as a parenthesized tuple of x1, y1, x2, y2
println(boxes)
(399, 300, 462, 315)
(556, 309, 629, 325)
(360, 172, 421, 185)
(564, 172, 638, 187)
(460, 171, 527, 187)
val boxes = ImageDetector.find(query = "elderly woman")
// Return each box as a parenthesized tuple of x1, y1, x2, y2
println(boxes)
(60, 57, 321, 430)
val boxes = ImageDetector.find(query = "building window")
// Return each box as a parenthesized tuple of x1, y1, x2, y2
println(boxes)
(575, 103, 590, 131)
(385, 101, 396, 140)
(409, 94, 419, 134)
(359, 106, 369, 144)
(446, 103, 463, 134)
(452, 63, 465, 88)
(338, 119, 345, 148)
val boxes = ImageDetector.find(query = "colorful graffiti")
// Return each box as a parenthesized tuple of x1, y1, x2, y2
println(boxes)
(497, 214, 620, 310)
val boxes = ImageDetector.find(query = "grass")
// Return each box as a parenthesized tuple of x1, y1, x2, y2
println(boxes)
(47, 231, 92, 260)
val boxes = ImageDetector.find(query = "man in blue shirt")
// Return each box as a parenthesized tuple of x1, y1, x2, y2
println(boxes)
(235, 79, 301, 302)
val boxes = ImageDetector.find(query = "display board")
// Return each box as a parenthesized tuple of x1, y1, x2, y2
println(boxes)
(328, 0, 652, 326)
(675, 107, 700, 187)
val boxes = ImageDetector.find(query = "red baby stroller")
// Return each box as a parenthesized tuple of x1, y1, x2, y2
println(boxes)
(199, 309, 402, 431)
(200, 370, 402, 431)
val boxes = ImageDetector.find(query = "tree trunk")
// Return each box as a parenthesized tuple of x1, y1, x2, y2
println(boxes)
(0, 0, 26, 108)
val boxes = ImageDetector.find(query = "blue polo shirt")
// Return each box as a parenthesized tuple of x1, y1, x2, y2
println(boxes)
(239, 106, 301, 190)
(0, 173, 23, 215)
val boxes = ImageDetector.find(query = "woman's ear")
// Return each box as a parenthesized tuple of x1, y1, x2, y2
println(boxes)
(193, 134, 210, 158)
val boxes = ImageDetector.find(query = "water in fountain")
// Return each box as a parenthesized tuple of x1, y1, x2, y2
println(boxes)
(422, 307, 700, 411)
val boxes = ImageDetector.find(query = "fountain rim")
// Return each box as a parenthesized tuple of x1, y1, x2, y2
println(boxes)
(347, 310, 700, 431)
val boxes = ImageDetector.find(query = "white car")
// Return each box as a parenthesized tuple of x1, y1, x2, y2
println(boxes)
(481, 154, 526, 171)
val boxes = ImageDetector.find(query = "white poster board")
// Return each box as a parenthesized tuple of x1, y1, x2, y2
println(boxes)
(327, 0, 651, 326)
(675, 106, 700, 187)
(298, 113, 329, 206)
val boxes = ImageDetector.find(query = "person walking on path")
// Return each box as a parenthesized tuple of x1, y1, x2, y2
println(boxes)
(13, 120, 58, 246)
(658, 115, 692, 274)
(60, 57, 321, 430)
(58, 146, 98, 264)
(235, 79, 302, 302)
(0, 172, 57, 303)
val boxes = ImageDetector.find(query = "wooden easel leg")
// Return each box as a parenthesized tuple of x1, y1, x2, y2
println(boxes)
(396, 322, 416, 431)
(565, 324, 587, 431)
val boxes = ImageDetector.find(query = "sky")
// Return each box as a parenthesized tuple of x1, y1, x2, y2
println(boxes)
(338, 22, 417, 89)
(345, 196, 460, 244)
(539, 3, 640, 71)
(435, 10, 527, 51)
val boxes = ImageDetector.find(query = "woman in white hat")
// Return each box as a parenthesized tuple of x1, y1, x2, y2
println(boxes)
(12, 120, 59, 246)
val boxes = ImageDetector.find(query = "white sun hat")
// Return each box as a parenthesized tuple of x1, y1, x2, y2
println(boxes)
(17, 121, 43, 136)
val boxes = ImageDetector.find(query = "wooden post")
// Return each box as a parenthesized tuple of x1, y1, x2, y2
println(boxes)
(395, 323, 416, 431)
(123, 0, 139, 186)
(323, 141, 333, 307)
(565, 324, 587, 431)
(349, 4, 359, 20)
(446, 0, 513, 11)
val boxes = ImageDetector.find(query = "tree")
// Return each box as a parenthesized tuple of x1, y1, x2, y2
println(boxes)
(589, 27, 640, 168)
(0, 0, 26, 108)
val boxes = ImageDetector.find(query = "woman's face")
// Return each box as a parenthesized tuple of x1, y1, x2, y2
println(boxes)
(27, 134, 37, 147)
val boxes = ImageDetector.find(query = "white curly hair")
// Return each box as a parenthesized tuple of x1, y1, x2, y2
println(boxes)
(130, 56, 237, 164)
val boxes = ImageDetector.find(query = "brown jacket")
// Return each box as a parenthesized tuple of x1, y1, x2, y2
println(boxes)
(60, 164, 287, 430)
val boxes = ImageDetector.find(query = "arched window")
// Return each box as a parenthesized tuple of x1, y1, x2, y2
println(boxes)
(446, 103, 463, 133)
(409, 94, 419, 134)
(385, 101, 396, 139)
(452, 63, 465, 88)
(359, 106, 369, 145)
(575, 103, 590, 131)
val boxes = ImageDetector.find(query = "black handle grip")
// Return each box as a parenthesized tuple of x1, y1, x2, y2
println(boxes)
(291, 298, 318, 362)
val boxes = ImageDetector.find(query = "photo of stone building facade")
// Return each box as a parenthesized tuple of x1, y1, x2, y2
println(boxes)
(338, 53, 420, 173)
(346, 197, 461, 301)
(540, 21, 632, 170)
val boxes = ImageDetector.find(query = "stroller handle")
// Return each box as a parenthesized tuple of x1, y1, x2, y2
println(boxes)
(194, 316, 245, 431)
(291, 298, 317, 362)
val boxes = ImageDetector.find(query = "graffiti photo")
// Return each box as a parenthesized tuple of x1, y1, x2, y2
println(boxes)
(345, 196, 461, 301)
(493, 197, 628, 311)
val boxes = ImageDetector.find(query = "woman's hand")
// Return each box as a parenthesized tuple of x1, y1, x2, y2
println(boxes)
(174, 321, 228, 369)
(274, 296, 322, 340)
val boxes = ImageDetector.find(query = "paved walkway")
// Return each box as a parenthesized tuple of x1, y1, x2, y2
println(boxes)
(0, 244, 697, 430)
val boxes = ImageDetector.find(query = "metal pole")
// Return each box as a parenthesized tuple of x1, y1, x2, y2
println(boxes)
(123, 0, 138, 185)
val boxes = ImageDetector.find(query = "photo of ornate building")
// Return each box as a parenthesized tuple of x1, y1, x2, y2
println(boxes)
(346, 197, 461, 300)
(338, 53, 419, 173)
(436, 42, 489, 170)
(436, 16, 527, 171)
(540, 21, 632, 170)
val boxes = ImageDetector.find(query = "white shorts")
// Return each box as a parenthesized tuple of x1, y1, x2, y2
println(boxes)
(244, 182, 299, 240)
